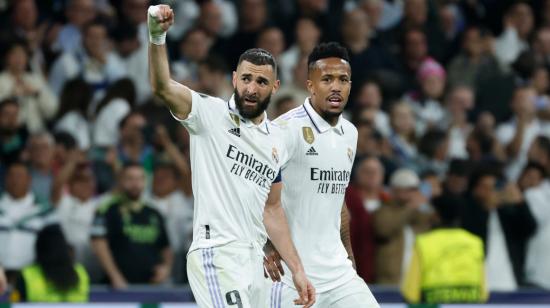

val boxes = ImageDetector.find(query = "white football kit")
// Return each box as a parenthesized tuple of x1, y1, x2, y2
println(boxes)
(269, 99, 379, 307)
(173, 90, 284, 308)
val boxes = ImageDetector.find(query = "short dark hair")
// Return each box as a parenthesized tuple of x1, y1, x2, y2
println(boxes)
(53, 131, 77, 150)
(521, 161, 547, 178)
(307, 42, 350, 74)
(432, 194, 463, 227)
(419, 129, 448, 159)
(237, 48, 277, 72)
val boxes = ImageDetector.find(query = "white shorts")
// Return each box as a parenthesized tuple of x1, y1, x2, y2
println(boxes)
(268, 275, 379, 308)
(187, 242, 266, 308)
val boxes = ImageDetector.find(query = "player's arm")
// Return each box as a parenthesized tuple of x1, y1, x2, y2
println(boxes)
(340, 203, 355, 268)
(263, 182, 315, 307)
(148, 5, 192, 120)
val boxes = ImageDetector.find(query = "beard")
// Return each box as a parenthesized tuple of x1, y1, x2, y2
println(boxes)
(234, 89, 271, 119)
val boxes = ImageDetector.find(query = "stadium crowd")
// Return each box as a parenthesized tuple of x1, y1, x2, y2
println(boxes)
(0, 0, 550, 299)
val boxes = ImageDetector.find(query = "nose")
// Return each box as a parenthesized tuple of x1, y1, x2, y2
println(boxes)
(245, 82, 259, 96)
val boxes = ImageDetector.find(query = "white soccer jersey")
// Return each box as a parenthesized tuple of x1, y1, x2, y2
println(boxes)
(275, 99, 358, 293)
(173, 90, 284, 254)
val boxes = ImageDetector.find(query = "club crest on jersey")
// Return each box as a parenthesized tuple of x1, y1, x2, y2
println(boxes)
(272, 147, 279, 163)
(302, 127, 315, 144)
(347, 147, 353, 162)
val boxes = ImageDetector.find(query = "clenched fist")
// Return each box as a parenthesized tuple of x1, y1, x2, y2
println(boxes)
(147, 5, 174, 45)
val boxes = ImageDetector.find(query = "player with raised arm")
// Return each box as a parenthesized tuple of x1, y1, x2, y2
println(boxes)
(265, 42, 379, 307)
(147, 5, 315, 308)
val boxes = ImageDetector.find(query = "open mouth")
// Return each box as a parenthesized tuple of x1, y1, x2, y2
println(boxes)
(244, 97, 258, 106)
(327, 95, 343, 107)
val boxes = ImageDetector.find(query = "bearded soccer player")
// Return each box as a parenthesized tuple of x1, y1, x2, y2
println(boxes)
(147, 5, 315, 308)
(266, 43, 379, 307)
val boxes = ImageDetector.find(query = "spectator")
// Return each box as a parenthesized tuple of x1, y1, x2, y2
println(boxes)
(496, 86, 550, 181)
(447, 26, 500, 90)
(146, 145, 193, 283)
(112, 22, 150, 105)
(91, 163, 172, 287)
(272, 55, 310, 111)
(0, 41, 58, 133)
(11, 224, 89, 302)
(518, 162, 546, 192)
(442, 86, 475, 159)
(92, 78, 135, 147)
(194, 0, 236, 39)
(196, 56, 232, 101)
(52, 132, 78, 173)
(172, 28, 213, 87)
(401, 195, 488, 304)
(26, 132, 56, 203)
(255, 27, 285, 62)
(51, 150, 102, 282)
(398, 28, 429, 92)
(462, 168, 537, 290)
(48, 19, 126, 99)
(271, 95, 298, 119)
(404, 58, 446, 135)
(416, 129, 449, 177)
(466, 128, 501, 164)
(524, 176, 550, 289)
(342, 8, 397, 90)
(115, 112, 154, 174)
(0, 163, 56, 282)
(533, 26, 550, 68)
(0, 98, 28, 172)
(531, 66, 550, 112)
(346, 156, 389, 283)
(388, 101, 417, 168)
(528, 136, 550, 173)
(53, 0, 97, 54)
(494, 2, 534, 67)
(279, 17, 321, 84)
(443, 159, 471, 196)
(350, 81, 390, 137)
(54, 78, 94, 149)
(373, 168, 432, 285)
(224, 0, 268, 67)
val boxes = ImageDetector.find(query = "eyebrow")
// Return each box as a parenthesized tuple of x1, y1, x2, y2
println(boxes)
(241, 73, 270, 84)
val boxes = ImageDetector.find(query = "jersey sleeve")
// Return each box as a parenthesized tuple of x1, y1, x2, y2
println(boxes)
(274, 118, 298, 169)
(170, 90, 226, 135)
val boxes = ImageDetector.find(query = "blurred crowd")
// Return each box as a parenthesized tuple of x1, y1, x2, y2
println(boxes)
(0, 0, 550, 296)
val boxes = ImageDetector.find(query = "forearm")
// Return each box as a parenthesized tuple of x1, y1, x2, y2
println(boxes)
(340, 204, 354, 264)
(263, 205, 304, 274)
(165, 143, 192, 195)
(91, 239, 124, 281)
(160, 247, 174, 268)
(149, 43, 172, 97)
(506, 125, 525, 158)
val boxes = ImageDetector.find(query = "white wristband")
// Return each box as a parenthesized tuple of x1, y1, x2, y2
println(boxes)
(149, 32, 166, 45)
(148, 5, 167, 45)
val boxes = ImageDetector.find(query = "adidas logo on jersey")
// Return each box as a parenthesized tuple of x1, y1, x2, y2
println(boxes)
(306, 146, 318, 156)
(228, 127, 240, 137)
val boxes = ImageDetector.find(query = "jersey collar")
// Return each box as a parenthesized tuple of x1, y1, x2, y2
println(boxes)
(228, 95, 270, 135)
(303, 98, 344, 135)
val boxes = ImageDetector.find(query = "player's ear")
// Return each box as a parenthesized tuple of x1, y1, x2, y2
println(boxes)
(306, 79, 314, 95)
(271, 79, 280, 95)
(232, 71, 237, 88)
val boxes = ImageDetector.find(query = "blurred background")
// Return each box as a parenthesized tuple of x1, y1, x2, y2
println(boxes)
(0, 0, 550, 306)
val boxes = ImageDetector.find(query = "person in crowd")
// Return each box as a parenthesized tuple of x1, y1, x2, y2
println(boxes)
(91, 163, 172, 288)
(389, 101, 418, 168)
(0, 163, 56, 284)
(518, 162, 546, 192)
(0, 98, 28, 179)
(373, 168, 432, 285)
(0, 41, 58, 133)
(401, 195, 488, 304)
(11, 224, 89, 302)
(416, 129, 449, 177)
(351, 81, 390, 137)
(172, 27, 213, 88)
(53, 0, 97, 54)
(195, 55, 232, 101)
(462, 167, 537, 290)
(26, 132, 56, 202)
(442, 86, 475, 159)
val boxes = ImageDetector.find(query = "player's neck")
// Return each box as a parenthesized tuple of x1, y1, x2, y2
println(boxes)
(311, 102, 339, 126)
(250, 112, 265, 125)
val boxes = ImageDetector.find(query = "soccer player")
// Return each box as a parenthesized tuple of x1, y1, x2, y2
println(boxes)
(147, 5, 315, 308)
(266, 43, 379, 307)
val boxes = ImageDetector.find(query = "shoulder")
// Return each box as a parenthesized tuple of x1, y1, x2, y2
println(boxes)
(97, 195, 124, 215)
(273, 105, 309, 128)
